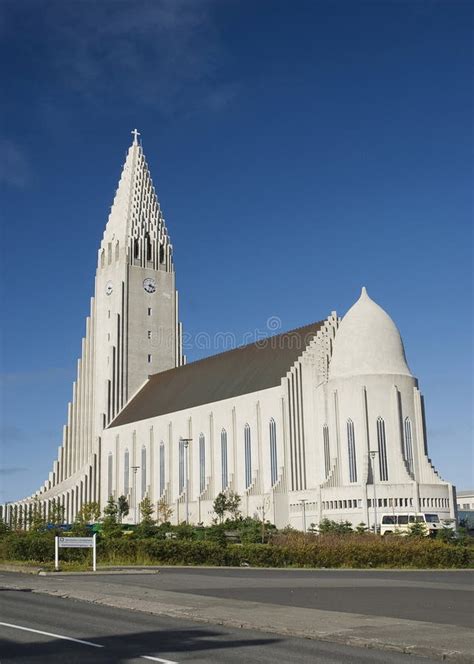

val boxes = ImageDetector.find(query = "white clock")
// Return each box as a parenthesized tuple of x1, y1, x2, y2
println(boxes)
(105, 280, 113, 296)
(143, 278, 156, 294)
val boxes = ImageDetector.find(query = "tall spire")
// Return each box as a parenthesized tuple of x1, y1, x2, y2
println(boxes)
(99, 131, 174, 272)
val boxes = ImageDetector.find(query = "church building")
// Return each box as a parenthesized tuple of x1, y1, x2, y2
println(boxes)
(3, 133, 456, 531)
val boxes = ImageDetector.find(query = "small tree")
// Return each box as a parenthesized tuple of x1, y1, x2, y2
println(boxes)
(117, 495, 130, 523)
(71, 502, 101, 536)
(408, 521, 428, 538)
(226, 491, 241, 521)
(308, 522, 318, 534)
(318, 518, 353, 535)
(156, 497, 173, 524)
(135, 497, 156, 538)
(0, 517, 9, 535)
(30, 500, 47, 533)
(101, 497, 122, 538)
(49, 499, 65, 528)
(213, 492, 228, 523)
(437, 526, 456, 543)
(355, 522, 369, 534)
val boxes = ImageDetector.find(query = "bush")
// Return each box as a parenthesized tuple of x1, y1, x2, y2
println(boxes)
(1, 527, 472, 570)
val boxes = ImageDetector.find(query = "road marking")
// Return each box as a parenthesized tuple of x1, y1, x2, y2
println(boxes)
(141, 656, 178, 663)
(0, 622, 104, 648)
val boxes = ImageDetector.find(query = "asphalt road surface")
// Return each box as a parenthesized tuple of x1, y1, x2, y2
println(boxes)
(0, 588, 443, 664)
(61, 567, 473, 628)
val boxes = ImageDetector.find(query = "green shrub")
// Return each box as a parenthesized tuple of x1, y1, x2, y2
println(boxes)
(0, 528, 472, 569)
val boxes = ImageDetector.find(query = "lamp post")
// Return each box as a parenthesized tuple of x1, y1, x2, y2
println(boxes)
(131, 466, 140, 524)
(369, 451, 378, 534)
(180, 438, 192, 524)
(299, 498, 308, 533)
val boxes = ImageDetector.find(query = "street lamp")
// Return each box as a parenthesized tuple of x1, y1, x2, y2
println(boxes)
(180, 438, 192, 524)
(298, 498, 308, 533)
(369, 451, 378, 534)
(131, 466, 140, 524)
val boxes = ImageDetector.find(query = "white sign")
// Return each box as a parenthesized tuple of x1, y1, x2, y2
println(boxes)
(58, 537, 94, 548)
(55, 534, 97, 571)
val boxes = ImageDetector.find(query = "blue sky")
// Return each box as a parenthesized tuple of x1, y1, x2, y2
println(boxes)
(1, 0, 472, 502)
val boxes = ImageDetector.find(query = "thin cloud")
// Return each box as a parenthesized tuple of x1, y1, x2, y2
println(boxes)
(5, 0, 237, 117)
(0, 139, 30, 188)
(0, 367, 71, 386)
(0, 467, 28, 476)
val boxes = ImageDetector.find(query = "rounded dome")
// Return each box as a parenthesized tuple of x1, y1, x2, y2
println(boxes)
(329, 287, 412, 379)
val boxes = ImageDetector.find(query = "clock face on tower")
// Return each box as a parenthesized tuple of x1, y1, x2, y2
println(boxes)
(105, 280, 113, 296)
(143, 278, 156, 294)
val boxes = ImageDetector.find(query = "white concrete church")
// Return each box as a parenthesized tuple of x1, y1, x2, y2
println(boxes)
(3, 132, 456, 531)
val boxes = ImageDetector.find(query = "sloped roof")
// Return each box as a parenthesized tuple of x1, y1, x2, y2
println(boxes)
(109, 321, 324, 428)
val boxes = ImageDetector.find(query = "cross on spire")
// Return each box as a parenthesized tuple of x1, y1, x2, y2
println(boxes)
(131, 128, 140, 145)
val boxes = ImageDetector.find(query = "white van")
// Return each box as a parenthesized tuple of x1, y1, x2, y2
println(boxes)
(380, 513, 453, 536)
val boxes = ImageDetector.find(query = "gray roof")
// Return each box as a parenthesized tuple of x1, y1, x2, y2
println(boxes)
(109, 320, 324, 428)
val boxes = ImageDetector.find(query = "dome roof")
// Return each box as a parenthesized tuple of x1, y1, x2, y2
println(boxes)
(329, 287, 412, 380)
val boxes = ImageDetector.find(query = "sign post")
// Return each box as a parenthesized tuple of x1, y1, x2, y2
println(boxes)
(54, 535, 97, 571)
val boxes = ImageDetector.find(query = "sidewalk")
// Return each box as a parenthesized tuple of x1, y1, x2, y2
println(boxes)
(0, 568, 472, 662)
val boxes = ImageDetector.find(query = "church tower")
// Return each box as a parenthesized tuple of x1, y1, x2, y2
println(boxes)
(6, 131, 184, 525)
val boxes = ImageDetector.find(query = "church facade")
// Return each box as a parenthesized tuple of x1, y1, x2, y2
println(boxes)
(3, 133, 456, 531)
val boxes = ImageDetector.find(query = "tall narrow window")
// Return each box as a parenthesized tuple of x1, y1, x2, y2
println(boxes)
(124, 449, 130, 494)
(347, 419, 357, 483)
(178, 438, 185, 493)
(377, 417, 389, 481)
(141, 446, 147, 498)
(221, 429, 228, 491)
(244, 423, 252, 489)
(269, 418, 278, 486)
(159, 442, 165, 496)
(145, 232, 152, 261)
(323, 424, 330, 478)
(107, 453, 113, 498)
(199, 433, 206, 493)
(404, 417, 414, 475)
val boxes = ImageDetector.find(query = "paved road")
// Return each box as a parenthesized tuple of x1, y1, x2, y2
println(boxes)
(0, 588, 441, 663)
(66, 567, 474, 628)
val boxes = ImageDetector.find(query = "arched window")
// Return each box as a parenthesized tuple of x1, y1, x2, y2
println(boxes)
(269, 418, 278, 486)
(124, 449, 130, 494)
(377, 417, 389, 481)
(199, 433, 206, 493)
(244, 423, 252, 489)
(178, 438, 185, 493)
(221, 429, 228, 491)
(323, 424, 330, 478)
(134, 238, 140, 259)
(107, 452, 113, 498)
(141, 446, 147, 498)
(347, 419, 357, 483)
(159, 442, 165, 497)
(404, 418, 414, 475)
